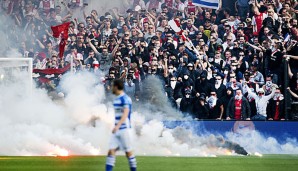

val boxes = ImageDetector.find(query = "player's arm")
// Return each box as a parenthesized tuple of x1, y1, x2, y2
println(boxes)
(112, 107, 129, 133)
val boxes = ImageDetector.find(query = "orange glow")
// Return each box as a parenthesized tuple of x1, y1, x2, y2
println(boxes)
(57, 148, 69, 157)
(224, 150, 233, 155)
(47, 146, 69, 157)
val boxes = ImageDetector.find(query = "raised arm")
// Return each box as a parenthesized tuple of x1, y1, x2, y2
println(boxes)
(254, 0, 261, 8)
(217, 0, 222, 13)
(36, 39, 45, 49)
(245, 84, 258, 100)
(87, 37, 99, 54)
(197, 5, 203, 14)
(247, 42, 263, 51)
(288, 87, 298, 99)
(264, 87, 277, 101)
(112, 38, 122, 56)
(61, 14, 72, 22)
(61, 0, 72, 15)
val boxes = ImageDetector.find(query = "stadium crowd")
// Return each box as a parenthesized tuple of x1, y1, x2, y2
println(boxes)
(2, 0, 298, 120)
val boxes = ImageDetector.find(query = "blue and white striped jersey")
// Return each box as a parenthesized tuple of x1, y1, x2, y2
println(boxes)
(113, 93, 132, 130)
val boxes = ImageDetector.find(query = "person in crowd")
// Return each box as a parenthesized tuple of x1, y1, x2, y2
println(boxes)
(220, 87, 234, 119)
(180, 89, 195, 115)
(213, 75, 226, 99)
(287, 60, 298, 101)
(193, 93, 209, 119)
(124, 74, 136, 99)
(3, 0, 297, 121)
(244, 83, 278, 120)
(226, 89, 251, 120)
(207, 91, 224, 120)
(267, 87, 285, 120)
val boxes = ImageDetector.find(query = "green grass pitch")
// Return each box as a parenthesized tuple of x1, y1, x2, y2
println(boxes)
(0, 155, 298, 171)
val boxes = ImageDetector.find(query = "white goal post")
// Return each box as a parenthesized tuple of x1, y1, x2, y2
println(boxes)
(0, 58, 33, 89)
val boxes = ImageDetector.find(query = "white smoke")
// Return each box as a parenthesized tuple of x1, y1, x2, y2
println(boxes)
(225, 130, 298, 154)
(1, 70, 298, 156)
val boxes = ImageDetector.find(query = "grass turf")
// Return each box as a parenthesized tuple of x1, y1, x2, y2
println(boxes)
(0, 155, 298, 171)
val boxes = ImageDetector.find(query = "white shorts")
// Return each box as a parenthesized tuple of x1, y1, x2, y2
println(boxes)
(109, 128, 133, 152)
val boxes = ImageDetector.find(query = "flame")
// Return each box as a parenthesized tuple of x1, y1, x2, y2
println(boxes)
(47, 146, 69, 157)
(89, 148, 100, 155)
(254, 152, 263, 157)
(224, 149, 233, 155)
(58, 148, 69, 157)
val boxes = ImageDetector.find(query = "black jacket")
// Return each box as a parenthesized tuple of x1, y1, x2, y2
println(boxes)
(227, 97, 251, 120)
(194, 79, 212, 96)
(220, 94, 233, 119)
(213, 84, 227, 99)
(267, 99, 285, 120)
(165, 82, 183, 100)
(180, 97, 195, 115)
(193, 100, 209, 119)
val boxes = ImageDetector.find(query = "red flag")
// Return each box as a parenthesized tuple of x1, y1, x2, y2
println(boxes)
(51, 22, 70, 58)
(51, 22, 70, 39)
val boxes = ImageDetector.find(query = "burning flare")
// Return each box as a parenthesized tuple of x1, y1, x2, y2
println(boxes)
(47, 146, 69, 157)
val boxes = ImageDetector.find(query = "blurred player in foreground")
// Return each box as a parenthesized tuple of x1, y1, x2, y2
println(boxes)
(106, 79, 137, 171)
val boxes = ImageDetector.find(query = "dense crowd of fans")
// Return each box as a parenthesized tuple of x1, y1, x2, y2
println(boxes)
(3, 0, 298, 120)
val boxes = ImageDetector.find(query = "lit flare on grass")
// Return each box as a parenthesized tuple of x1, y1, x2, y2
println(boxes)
(224, 149, 233, 155)
(254, 152, 263, 157)
(47, 146, 69, 157)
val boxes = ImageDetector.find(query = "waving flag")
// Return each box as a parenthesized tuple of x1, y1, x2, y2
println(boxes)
(168, 19, 200, 55)
(193, 0, 219, 9)
(51, 22, 70, 58)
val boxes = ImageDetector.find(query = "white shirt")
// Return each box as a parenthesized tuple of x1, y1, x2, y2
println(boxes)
(246, 86, 276, 116)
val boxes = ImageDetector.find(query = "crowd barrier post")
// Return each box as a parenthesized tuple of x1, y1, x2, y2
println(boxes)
(284, 59, 290, 119)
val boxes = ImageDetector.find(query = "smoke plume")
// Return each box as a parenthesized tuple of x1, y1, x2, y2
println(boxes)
(1, 70, 298, 156)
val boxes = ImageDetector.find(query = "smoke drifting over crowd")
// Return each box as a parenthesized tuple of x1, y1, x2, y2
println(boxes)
(1, 0, 298, 157)
(0, 70, 298, 156)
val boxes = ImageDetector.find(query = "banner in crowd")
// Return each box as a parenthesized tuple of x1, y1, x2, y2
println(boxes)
(33, 64, 71, 83)
(193, 0, 219, 9)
